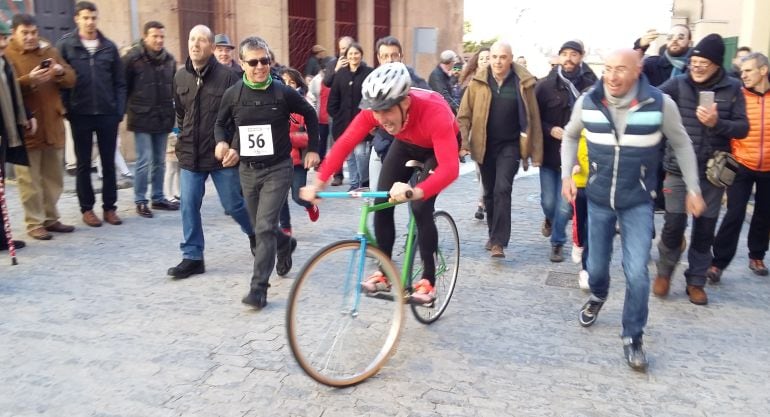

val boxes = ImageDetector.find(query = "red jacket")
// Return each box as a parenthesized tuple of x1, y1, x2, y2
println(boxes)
(318, 83, 330, 125)
(289, 113, 309, 166)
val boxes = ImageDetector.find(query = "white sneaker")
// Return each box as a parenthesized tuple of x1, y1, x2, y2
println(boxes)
(578, 270, 590, 291)
(571, 244, 583, 264)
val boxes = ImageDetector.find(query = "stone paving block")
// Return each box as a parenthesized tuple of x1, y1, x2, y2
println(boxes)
(2, 165, 770, 416)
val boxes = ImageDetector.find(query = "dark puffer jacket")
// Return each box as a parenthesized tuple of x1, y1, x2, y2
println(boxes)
(56, 30, 126, 117)
(174, 55, 239, 171)
(122, 40, 176, 133)
(659, 71, 749, 177)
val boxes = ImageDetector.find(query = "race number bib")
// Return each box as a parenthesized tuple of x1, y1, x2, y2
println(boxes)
(238, 124, 274, 157)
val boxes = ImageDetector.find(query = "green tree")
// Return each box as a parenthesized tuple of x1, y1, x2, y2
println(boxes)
(462, 20, 497, 53)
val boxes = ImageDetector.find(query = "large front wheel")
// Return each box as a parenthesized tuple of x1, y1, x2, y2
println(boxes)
(286, 240, 404, 387)
(410, 210, 460, 324)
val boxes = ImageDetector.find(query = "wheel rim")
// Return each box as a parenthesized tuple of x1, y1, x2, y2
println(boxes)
(287, 242, 404, 386)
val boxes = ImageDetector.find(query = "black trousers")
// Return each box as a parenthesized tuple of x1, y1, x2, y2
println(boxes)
(479, 142, 519, 247)
(374, 140, 438, 283)
(712, 165, 770, 269)
(70, 115, 120, 213)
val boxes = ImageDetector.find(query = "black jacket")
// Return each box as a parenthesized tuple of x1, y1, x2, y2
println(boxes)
(56, 30, 126, 117)
(122, 41, 176, 133)
(214, 80, 320, 167)
(174, 55, 240, 171)
(327, 64, 373, 139)
(642, 52, 690, 88)
(429, 65, 459, 113)
(659, 70, 749, 177)
(535, 67, 597, 169)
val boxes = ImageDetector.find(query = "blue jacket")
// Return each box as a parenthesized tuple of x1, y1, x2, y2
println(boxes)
(582, 75, 665, 209)
(56, 30, 126, 117)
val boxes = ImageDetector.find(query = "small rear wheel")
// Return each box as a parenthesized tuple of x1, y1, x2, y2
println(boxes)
(286, 240, 404, 387)
(409, 210, 460, 324)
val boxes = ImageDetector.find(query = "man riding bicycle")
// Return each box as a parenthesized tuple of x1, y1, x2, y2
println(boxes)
(300, 62, 460, 303)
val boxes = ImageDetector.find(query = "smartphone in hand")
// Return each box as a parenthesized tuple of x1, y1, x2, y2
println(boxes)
(40, 58, 53, 69)
(698, 91, 715, 108)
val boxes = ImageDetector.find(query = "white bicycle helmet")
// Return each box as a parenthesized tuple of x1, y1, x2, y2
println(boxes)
(359, 62, 412, 111)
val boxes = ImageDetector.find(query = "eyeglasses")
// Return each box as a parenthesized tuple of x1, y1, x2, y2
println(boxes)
(378, 53, 401, 61)
(245, 57, 271, 67)
(689, 60, 712, 69)
(667, 33, 688, 41)
(603, 66, 629, 76)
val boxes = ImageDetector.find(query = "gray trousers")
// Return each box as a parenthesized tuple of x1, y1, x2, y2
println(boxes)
(657, 174, 724, 286)
(239, 159, 293, 290)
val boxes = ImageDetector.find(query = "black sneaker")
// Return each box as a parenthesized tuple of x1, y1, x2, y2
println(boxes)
(622, 336, 649, 372)
(151, 198, 180, 211)
(249, 234, 256, 257)
(579, 296, 605, 327)
(276, 237, 297, 276)
(167, 259, 205, 279)
(242, 287, 268, 309)
(549, 245, 564, 263)
(474, 206, 484, 220)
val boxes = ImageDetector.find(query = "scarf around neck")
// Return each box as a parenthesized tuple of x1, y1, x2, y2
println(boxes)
(243, 73, 272, 90)
(557, 65, 582, 105)
(664, 49, 688, 79)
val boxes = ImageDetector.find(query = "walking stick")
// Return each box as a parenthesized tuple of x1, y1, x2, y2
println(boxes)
(0, 165, 18, 265)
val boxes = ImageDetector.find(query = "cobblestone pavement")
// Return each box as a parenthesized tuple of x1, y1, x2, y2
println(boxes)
(1, 163, 768, 417)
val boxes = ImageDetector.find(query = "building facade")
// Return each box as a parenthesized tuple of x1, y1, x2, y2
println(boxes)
(2, 0, 464, 160)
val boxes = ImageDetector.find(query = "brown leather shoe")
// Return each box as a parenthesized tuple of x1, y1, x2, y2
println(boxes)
(490, 244, 505, 258)
(749, 259, 769, 276)
(28, 227, 53, 240)
(652, 275, 671, 297)
(45, 221, 75, 233)
(686, 285, 708, 305)
(103, 210, 123, 225)
(82, 210, 102, 227)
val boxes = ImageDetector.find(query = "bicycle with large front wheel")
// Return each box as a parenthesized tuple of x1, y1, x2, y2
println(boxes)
(286, 189, 460, 387)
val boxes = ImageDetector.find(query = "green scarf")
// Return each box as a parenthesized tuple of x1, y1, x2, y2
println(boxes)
(243, 73, 272, 90)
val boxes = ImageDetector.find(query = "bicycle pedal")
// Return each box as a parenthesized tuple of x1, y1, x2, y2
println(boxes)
(365, 292, 396, 302)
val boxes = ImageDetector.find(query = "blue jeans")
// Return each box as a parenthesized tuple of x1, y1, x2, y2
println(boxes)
(239, 159, 293, 290)
(179, 167, 253, 260)
(346, 141, 372, 188)
(133, 131, 169, 204)
(279, 165, 312, 228)
(539, 166, 571, 246)
(586, 200, 653, 339)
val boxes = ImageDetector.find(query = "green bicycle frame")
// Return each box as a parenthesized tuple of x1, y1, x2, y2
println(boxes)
(356, 199, 418, 289)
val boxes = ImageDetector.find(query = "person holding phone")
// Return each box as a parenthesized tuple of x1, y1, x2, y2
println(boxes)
(429, 50, 461, 114)
(5, 13, 77, 241)
(653, 34, 749, 306)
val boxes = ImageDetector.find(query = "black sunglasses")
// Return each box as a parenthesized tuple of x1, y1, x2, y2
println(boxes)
(245, 57, 271, 67)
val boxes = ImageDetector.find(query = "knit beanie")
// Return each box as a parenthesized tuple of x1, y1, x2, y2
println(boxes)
(691, 34, 725, 65)
(559, 40, 584, 55)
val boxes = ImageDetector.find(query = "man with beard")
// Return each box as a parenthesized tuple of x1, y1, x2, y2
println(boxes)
(535, 40, 597, 263)
(122, 21, 178, 218)
(634, 24, 693, 212)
